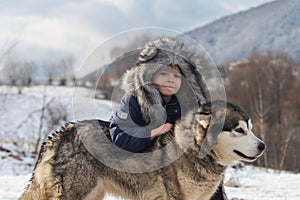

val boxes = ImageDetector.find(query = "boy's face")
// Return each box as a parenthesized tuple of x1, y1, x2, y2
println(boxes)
(153, 66, 182, 96)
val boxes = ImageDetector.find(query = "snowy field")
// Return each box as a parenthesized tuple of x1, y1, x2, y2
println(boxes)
(1, 165, 300, 200)
(1, 85, 300, 200)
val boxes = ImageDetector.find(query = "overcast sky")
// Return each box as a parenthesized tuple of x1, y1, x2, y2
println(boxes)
(0, 0, 275, 68)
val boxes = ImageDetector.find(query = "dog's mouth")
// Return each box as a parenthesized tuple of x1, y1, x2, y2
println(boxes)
(234, 150, 256, 160)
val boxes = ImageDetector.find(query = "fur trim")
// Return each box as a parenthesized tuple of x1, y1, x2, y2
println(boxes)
(121, 36, 208, 122)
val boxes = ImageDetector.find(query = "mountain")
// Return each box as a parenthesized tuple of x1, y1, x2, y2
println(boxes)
(186, 0, 300, 66)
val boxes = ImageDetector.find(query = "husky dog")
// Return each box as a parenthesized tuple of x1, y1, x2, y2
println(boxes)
(20, 100, 265, 200)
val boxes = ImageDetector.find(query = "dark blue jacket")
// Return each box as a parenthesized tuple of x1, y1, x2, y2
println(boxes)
(109, 94, 181, 152)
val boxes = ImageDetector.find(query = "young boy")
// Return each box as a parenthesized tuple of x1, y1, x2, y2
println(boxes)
(109, 36, 208, 153)
(109, 64, 183, 152)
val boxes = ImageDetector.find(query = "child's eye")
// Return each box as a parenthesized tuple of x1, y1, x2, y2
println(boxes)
(160, 72, 168, 76)
(174, 74, 182, 79)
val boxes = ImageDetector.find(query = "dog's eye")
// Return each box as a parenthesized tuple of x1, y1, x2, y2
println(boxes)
(235, 128, 245, 134)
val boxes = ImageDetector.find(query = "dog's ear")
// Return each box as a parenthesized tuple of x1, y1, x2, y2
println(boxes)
(199, 123, 223, 158)
(194, 102, 223, 158)
(194, 103, 212, 129)
(195, 101, 227, 158)
(195, 112, 211, 129)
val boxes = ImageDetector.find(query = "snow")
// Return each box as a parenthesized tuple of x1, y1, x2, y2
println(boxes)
(1, 165, 300, 200)
(186, 0, 300, 66)
(224, 165, 300, 200)
(1, 85, 300, 200)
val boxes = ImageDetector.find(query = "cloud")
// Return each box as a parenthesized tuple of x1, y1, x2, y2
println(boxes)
(0, 0, 275, 64)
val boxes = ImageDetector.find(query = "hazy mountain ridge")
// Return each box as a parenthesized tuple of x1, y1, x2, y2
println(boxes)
(186, 0, 300, 66)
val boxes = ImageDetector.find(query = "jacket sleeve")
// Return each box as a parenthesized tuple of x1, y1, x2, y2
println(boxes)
(109, 95, 153, 152)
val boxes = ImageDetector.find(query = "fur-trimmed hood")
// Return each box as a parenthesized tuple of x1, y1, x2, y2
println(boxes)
(121, 36, 208, 122)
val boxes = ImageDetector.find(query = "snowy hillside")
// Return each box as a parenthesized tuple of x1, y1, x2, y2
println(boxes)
(1, 85, 300, 200)
(186, 0, 300, 66)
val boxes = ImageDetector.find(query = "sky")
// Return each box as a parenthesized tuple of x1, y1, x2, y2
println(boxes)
(0, 0, 275, 71)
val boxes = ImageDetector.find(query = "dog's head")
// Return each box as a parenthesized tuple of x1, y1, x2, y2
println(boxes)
(193, 100, 266, 165)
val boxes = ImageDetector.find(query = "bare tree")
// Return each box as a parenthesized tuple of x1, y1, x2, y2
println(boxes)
(0, 40, 19, 67)
(34, 86, 55, 154)
(57, 56, 76, 86)
(42, 56, 76, 86)
(2, 56, 36, 89)
(253, 74, 271, 167)
(2, 56, 19, 85)
(43, 61, 58, 85)
(19, 61, 36, 86)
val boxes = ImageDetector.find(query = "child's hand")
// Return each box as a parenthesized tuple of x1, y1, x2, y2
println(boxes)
(161, 123, 173, 133)
(151, 123, 173, 139)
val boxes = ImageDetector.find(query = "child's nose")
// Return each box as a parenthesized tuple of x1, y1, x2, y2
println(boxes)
(167, 76, 175, 82)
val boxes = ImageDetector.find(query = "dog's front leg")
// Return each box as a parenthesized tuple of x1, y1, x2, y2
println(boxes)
(161, 167, 185, 200)
(162, 183, 185, 200)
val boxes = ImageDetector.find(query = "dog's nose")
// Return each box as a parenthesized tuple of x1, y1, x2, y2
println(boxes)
(258, 142, 266, 151)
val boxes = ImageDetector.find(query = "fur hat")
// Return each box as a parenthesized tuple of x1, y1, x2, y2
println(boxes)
(121, 36, 208, 123)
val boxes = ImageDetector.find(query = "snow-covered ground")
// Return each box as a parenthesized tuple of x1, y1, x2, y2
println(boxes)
(1, 165, 300, 200)
(1, 85, 300, 200)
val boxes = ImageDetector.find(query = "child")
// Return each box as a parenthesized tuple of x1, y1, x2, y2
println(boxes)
(110, 64, 183, 152)
(109, 36, 208, 153)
